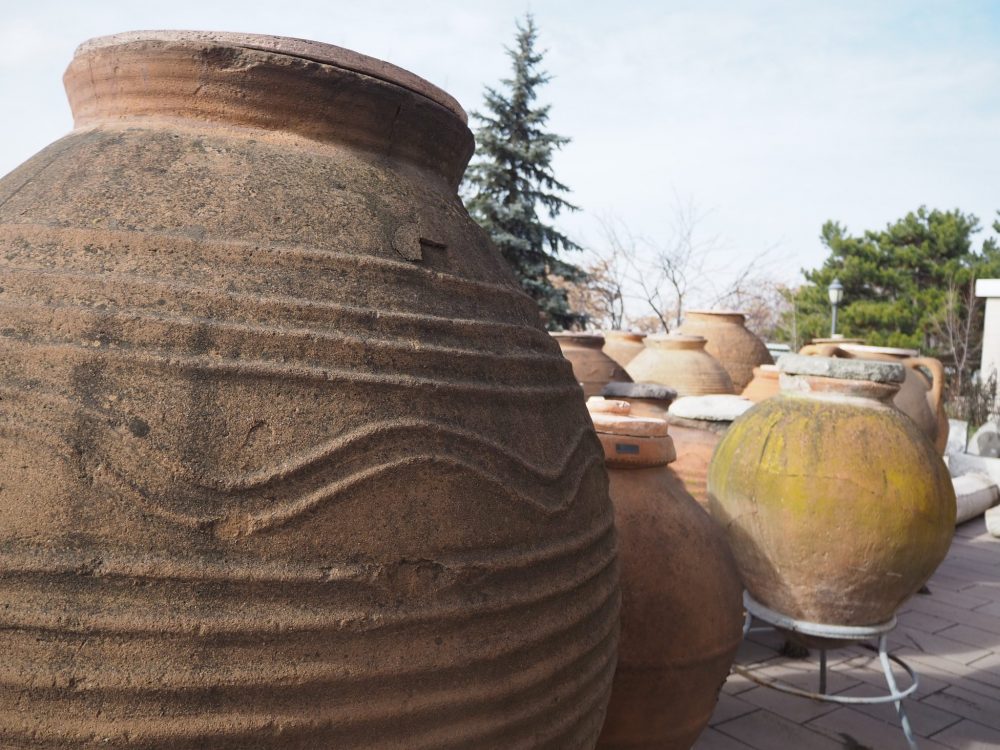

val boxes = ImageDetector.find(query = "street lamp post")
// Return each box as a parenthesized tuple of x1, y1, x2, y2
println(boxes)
(828, 278, 844, 337)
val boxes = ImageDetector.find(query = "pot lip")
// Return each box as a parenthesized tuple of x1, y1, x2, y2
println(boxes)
(838, 343, 920, 358)
(551, 331, 606, 346)
(74, 30, 468, 125)
(778, 353, 905, 384)
(645, 332, 707, 350)
(602, 329, 646, 341)
(683, 308, 747, 320)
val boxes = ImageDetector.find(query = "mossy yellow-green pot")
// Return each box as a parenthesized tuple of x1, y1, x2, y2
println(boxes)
(708, 354, 955, 626)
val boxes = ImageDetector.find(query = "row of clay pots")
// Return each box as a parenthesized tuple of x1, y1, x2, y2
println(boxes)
(555, 311, 773, 400)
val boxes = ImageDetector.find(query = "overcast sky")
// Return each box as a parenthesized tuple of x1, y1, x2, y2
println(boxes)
(1, 0, 998, 293)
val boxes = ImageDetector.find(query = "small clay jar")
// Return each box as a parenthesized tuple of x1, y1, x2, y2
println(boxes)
(601, 381, 678, 419)
(709, 354, 956, 626)
(552, 332, 632, 397)
(626, 333, 735, 396)
(677, 310, 773, 391)
(602, 330, 647, 367)
(588, 398, 743, 750)
(741, 364, 780, 402)
(666, 395, 754, 507)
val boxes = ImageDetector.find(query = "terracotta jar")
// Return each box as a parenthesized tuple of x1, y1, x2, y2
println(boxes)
(587, 398, 742, 750)
(677, 310, 773, 391)
(666, 395, 754, 507)
(602, 330, 646, 367)
(626, 334, 735, 396)
(552, 332, 633, 398)
(709, 355, 956, 626)
(0, 32, 621, 746)
(601, 381, 677, 419)
(741, 363, 780, 402)
(801, 343, 948, 454)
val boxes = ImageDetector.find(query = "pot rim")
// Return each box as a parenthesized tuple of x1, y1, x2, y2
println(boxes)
(74, 30, 468, 124)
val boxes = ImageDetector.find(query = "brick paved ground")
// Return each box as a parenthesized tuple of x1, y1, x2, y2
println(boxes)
(695, 516, 1000, 749)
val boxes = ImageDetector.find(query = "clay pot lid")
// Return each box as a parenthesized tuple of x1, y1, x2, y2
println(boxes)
(756, 364, 779, 374)
(668, 395, 754, 422)
(645, 333, 707, 350)
(551, 332, 606, 347)
(587, 397, 669, 437)
(603, 330, 646, 342)
(601, 382, 678, 402)
(838, 343, 920, 358)
(74, 30, 468, 124)
(778, 353, 905, 383)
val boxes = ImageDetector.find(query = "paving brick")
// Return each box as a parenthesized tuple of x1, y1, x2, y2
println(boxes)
(935, 623, 1000, 651)
(692, 727, 756, 749)
(972, 600, 1000, 618)
(923, 684, 1000, 732)
(833, 683, 962, 737)
(890, 625, 993, 666)
(914, 586, 993, 611)
(808, 707, 953, 749)
(905, 596, 1000, 636)
(708, 691, 759, 725)
(735, 681, 839, 723)
(897, 609, 956, 635)
(722, 670, 761, 696)
(714, 709, 842, 750)
(931, 718, 1000, 749)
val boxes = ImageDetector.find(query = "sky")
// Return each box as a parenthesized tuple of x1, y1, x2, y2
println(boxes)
(1, 0, 998, 298)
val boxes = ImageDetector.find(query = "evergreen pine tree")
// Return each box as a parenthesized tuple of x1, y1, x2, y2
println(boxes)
(464, 15, 587, 330)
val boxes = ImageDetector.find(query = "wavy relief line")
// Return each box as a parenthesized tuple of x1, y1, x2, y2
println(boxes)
(0, 386, 597, 496)
(0, 393, 603, 531)
(0, 221, 534, 307)
(0, 296, 567, 370)
(0, 262, 554, 348)
(0, 336, 581, 397)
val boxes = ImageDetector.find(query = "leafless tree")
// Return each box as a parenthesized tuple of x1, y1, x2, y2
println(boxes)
(932, 276, 980, 393)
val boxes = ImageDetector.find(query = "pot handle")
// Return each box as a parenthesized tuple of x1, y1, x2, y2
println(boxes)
(903, 357, 945, 416)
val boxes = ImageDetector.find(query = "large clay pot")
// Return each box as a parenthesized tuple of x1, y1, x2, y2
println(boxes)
(666, 395, 754, 507)
(626, 334, 735, 396)
(677, 310, 773, 391)
(741, 364, 780, 402)
(602, 330, 646, 367)
(709, 355, 956, 626)
(801, 343, 949, 454)
(587, 398, 742, 750)
(553, 332, 632, 397)
(0, 32, 620, 747)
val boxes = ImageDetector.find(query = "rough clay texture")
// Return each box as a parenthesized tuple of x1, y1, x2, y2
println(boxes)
(779, 353, 905, 383)
(589, 403, 742, 750)
(677, 311, 773, 391)
(0, 33, 620, 748)
(626, 334, 734, 397)
(552, 333, 632, 398)
(601, 331, 646, 367)
(708, 382, 956, 626)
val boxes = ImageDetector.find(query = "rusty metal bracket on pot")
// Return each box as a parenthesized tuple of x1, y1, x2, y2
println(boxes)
(736, 591, 920, 750)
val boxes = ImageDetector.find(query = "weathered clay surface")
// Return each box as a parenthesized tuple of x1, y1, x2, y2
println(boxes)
(587, 399, 742, 750)
(602, 331, 646, 367)
(709, 355, 956, 626)
(600, 382, 677, 419)
(626, 334, 734, 396)
(0, 32, 620, 748)
(552, 333, 632, 397)
(677, 310, 773, 391)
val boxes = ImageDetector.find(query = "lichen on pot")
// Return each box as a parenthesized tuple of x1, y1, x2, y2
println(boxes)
(708, 354, 956, 627)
